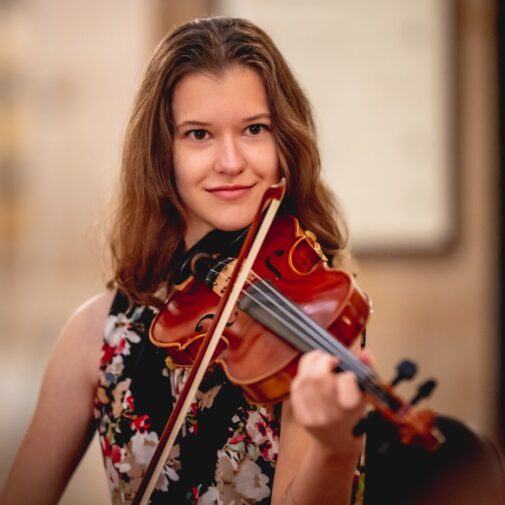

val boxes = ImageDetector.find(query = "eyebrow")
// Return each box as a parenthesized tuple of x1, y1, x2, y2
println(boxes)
(244, 113, 271, 122)
(175, 113, 271, 129)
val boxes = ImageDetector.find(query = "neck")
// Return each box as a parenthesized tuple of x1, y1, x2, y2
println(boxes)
(173, 226, 249, 286)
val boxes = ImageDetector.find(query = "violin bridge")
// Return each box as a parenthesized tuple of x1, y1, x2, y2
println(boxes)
(210, 259, 257, 298)
(212, 259, 236, 296)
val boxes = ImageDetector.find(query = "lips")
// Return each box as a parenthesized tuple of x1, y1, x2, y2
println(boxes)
(206, 184, 256, 200)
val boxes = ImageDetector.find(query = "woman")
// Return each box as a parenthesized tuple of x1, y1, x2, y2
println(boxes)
(1, 16, 366, 505)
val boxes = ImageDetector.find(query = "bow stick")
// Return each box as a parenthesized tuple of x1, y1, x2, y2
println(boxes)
(132, 179, 286, 505)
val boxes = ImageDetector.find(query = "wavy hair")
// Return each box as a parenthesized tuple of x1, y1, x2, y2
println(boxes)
(108, 16, 351, 307)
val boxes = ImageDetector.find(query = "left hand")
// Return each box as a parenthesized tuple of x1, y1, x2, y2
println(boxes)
(289, 350, 366, 458)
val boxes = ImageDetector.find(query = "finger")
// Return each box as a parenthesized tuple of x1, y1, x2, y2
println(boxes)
(298, 350, 339, 377)
(335, 371, 363, 410)
(357, 348, 374, 368)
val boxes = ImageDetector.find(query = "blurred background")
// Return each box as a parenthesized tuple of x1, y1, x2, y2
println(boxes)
(0, 0, 501, 503)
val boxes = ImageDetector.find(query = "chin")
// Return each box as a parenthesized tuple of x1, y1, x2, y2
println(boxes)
(212, 213, 256, 232)
(214, 220, 251, 232)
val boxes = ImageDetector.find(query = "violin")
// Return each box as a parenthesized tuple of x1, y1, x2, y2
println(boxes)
(149, 213, 369, 404)
(132, 180, 444, 505)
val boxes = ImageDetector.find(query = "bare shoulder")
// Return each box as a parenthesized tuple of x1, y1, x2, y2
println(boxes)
(64, 290, 115, 332)
(39, 288, 117, 417)
(48, 289, 116, 384)
(61, 289, 115, 343)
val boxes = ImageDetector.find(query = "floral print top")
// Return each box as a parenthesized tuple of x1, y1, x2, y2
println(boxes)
(94, 290, 280, 504)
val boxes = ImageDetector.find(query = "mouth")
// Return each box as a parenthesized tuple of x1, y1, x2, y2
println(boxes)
(206, 184, 256, 200)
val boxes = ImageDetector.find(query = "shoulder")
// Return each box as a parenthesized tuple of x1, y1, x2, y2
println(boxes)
(63, 289, 116, 336)
(46, 289, 116, 384)
(72, 288, 116, 319)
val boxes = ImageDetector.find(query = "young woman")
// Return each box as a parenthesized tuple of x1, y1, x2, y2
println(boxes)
(1, 16, 367, 505)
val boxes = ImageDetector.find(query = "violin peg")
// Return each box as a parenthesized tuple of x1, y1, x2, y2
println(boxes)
(410, 379, 437, 405)
(391, 359, 417, 386)
(353, 415, 370, 437)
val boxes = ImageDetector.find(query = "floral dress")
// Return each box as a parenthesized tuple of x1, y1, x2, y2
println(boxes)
(94, 290, 280, 505)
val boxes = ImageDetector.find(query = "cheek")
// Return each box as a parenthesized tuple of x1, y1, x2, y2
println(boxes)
(252, 142, 280, 181)
(269, 150, 281, 182)
(172, 145, 199, 192)
(172, 160, 186, 197)
(173, 144, 211, 184)
(172, 144, 183, 186)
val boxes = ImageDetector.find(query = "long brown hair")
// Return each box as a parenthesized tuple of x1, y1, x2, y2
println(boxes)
(108, 16, 351, 307)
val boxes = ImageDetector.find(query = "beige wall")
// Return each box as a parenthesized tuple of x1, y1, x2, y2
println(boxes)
(0, 0, 499, 503)
(0, 1, 158, 503)
(358, 0, 499, 436)
(213, 0, 500, 437)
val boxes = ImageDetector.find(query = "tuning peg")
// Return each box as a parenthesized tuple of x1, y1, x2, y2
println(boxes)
(410, 379, 437, 405)
(390, 359, 417, 386)
(353, 415, 370, 437)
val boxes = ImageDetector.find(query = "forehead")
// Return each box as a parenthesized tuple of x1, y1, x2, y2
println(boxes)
(171, 66, 270, 122)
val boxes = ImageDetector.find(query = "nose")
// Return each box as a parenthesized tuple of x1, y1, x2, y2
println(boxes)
(214, 135, 246, 175)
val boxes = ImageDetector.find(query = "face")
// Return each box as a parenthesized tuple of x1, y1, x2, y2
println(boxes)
(171, 66, 280, 249)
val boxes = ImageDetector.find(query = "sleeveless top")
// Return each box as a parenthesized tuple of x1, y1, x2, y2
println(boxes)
(93, 290, 281, 505)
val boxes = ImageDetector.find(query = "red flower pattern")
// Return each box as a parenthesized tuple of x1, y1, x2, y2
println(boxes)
(130, 414, 151, 432)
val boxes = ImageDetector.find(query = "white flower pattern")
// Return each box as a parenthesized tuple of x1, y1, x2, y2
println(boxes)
(94, 293, 287, 504)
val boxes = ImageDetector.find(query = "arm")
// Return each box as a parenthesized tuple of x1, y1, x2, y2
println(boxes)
(0, 290, 115, 505)
(272, 351, 365, 505)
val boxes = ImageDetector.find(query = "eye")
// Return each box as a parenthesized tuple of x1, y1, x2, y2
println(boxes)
(187, 129, 208, 141)
(246, 124, 268, 135)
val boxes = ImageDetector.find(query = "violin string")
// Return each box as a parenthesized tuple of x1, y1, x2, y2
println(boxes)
(205, 264, 398, 407)
(207, 265, 374, 383)
(234, 273, 400, 406)
(207, 265, 335, 354)
(243, 272, 374, 381)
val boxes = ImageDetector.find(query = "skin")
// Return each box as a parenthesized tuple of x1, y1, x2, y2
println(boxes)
(0, 66, 365, 505)
(171, 67, 280, 248)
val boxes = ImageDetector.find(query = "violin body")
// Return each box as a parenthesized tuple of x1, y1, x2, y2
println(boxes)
(150, 214, 370, 404)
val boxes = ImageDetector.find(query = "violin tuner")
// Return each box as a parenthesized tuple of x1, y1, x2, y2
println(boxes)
(391, 359, 417, 387)
(409, 379, 437, 405)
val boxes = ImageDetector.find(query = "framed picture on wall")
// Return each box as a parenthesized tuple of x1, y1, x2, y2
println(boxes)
(213, 0, 457, 255)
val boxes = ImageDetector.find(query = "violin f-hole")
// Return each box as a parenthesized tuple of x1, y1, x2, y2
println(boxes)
(265, 249, 285, 279)
(195, 310, 237, 333)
